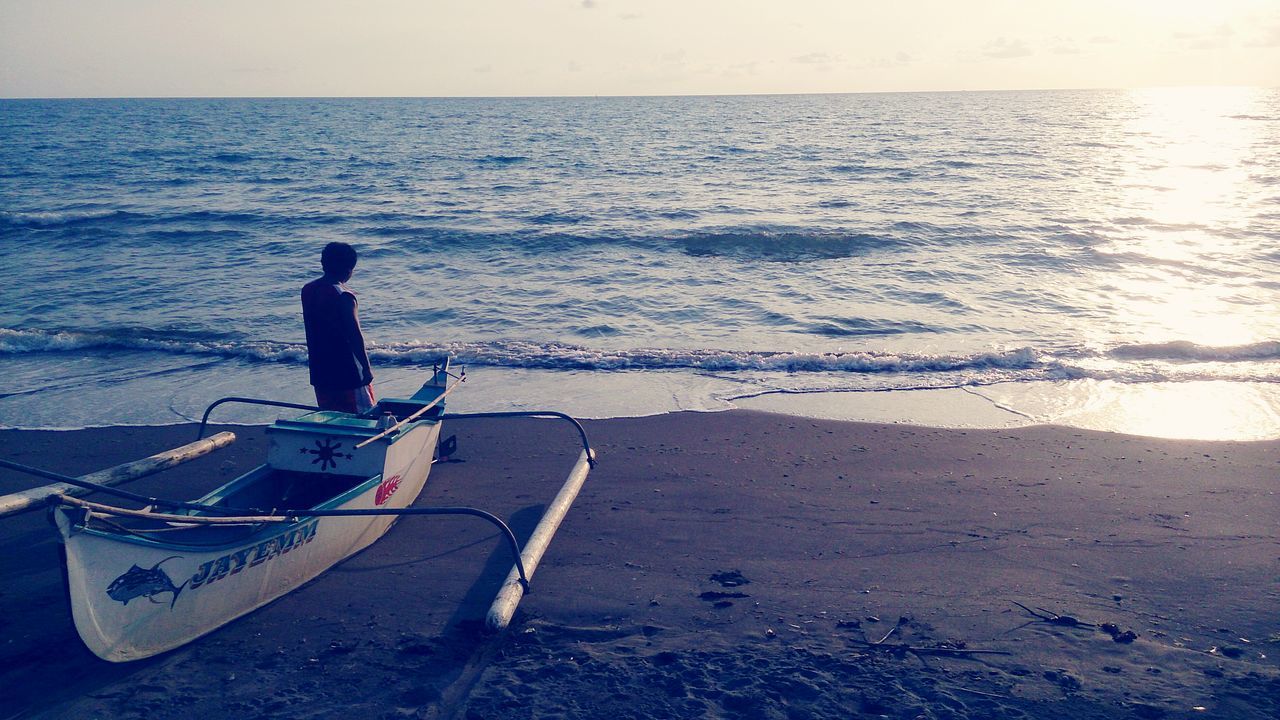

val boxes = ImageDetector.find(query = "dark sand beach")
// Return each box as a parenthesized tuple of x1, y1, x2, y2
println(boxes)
(1, 411, 1277, 719)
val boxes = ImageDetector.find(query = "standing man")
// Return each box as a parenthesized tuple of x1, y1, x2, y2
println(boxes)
(301, 242, 375, 413)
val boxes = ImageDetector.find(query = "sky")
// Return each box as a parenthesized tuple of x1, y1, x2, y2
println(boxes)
(1, 0, 1278, 98)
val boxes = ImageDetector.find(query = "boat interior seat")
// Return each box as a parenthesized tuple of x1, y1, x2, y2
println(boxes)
(91, 470, 366, 544)
(212, 469, 364, 512)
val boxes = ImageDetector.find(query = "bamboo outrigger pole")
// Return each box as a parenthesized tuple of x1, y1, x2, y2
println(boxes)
(485, 447, 595, 632)
(0, 431, 236, 519)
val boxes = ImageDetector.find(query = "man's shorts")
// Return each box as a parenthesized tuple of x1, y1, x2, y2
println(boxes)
(314, 384, 376, 414)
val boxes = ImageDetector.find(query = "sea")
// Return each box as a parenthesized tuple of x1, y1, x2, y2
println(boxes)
(2, 88, 1279, 439)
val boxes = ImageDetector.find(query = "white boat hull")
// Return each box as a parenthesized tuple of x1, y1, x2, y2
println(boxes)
(56, 420, 440, 662)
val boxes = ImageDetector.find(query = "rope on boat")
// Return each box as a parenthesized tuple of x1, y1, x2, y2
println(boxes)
(354, 371, 465, 449)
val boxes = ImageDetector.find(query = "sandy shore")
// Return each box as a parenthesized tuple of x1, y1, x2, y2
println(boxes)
(1, 411, 1277, 719)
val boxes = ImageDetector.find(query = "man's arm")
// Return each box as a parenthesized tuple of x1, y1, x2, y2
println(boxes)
(340, 294, 374, 386)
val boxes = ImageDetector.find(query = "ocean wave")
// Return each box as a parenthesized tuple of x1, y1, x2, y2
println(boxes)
(476, 155, 528, 165)
(1, 205, 912, 261)
(674, 230, 900, 260)
(4, 327, 1276, 387)
(934, 159, 981, 169)
(815, 199, 855, 208)
(0, 327, 1038, 374)
(0, 207, 281, 232)
(530, 212, 590, 225)
(0, 208, 139, 229)
(377, 341, 1045, 374)
(1107, 340, 1280, 363)
(830, 163, 878, 174)
(0, 328, 307, 363)
(803, 317, 943, 337)
(210, 151, 254, 163)
(373, 226, 915, 261)
(0, 207, 360, 236)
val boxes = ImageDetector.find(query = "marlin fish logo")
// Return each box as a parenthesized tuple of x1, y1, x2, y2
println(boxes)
(106, 556, 188, 609)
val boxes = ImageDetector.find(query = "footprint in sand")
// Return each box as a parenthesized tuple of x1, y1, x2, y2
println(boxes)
(709, 570, 750, 587)
(701, 571, 751, 608)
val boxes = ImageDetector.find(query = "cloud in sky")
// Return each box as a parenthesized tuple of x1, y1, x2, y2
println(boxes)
(859, 52, 914, 71)
(1, 0, 1277, 97)
(792, 52, 837, 65)
(1174, 24, 1235, 50)
(1244, 25, 1280, 47)
(1047, 35, 1082, 55)
(982, 37, 1033, 60)
(661, 49, 687, 66)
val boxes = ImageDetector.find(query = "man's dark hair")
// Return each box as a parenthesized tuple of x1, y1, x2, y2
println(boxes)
(321, 242, 358, 275)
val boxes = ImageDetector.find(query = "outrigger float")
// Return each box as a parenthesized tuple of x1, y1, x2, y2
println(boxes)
(0, 360, 596, 662)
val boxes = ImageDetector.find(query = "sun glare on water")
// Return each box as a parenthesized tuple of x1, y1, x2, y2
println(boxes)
(1120, 86, 1265, 228)
(1059, 87, 1280, 440)
(1097, 86, 1272, 350)
(1060, 380, 1280, 442)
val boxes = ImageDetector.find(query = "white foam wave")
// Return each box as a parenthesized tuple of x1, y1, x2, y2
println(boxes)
(0, 208, 126, 228)
(0, 327, 1039, 375)
(374, 340, 1042, 374)
(4, 328, 1275, 384)
(1107, 340, 1280, 363)
(0, 328, 307, 363)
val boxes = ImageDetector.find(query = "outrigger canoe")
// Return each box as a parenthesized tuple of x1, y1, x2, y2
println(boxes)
(0, 360, 594, 663)
(55, 364, 456, 661)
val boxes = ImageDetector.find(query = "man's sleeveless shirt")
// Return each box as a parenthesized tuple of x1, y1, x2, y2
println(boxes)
(301, 279, 363, 389)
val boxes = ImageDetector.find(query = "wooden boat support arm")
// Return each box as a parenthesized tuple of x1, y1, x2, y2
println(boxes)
(0, 432, 236, 519)
(0, 457, 273, 517)
(197, 398, 321, 440)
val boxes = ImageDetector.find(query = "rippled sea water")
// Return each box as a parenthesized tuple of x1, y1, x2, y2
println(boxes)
(2, 89, 1278, 436)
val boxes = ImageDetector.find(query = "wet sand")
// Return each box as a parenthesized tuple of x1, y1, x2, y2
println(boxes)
(1, 411, 1277, 719)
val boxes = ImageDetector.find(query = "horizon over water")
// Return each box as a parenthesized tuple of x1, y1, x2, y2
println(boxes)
(2, 88, 1278, 439)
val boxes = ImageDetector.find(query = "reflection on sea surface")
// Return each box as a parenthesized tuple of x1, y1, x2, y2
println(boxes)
(1088, 86, 1273, 350)
(979, 379, 1280, 441)
(740, 379, 1280, 442)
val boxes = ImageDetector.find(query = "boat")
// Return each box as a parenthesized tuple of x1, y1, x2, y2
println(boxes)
(50, 363, 460, 661)
(0, 360, 596, 662)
